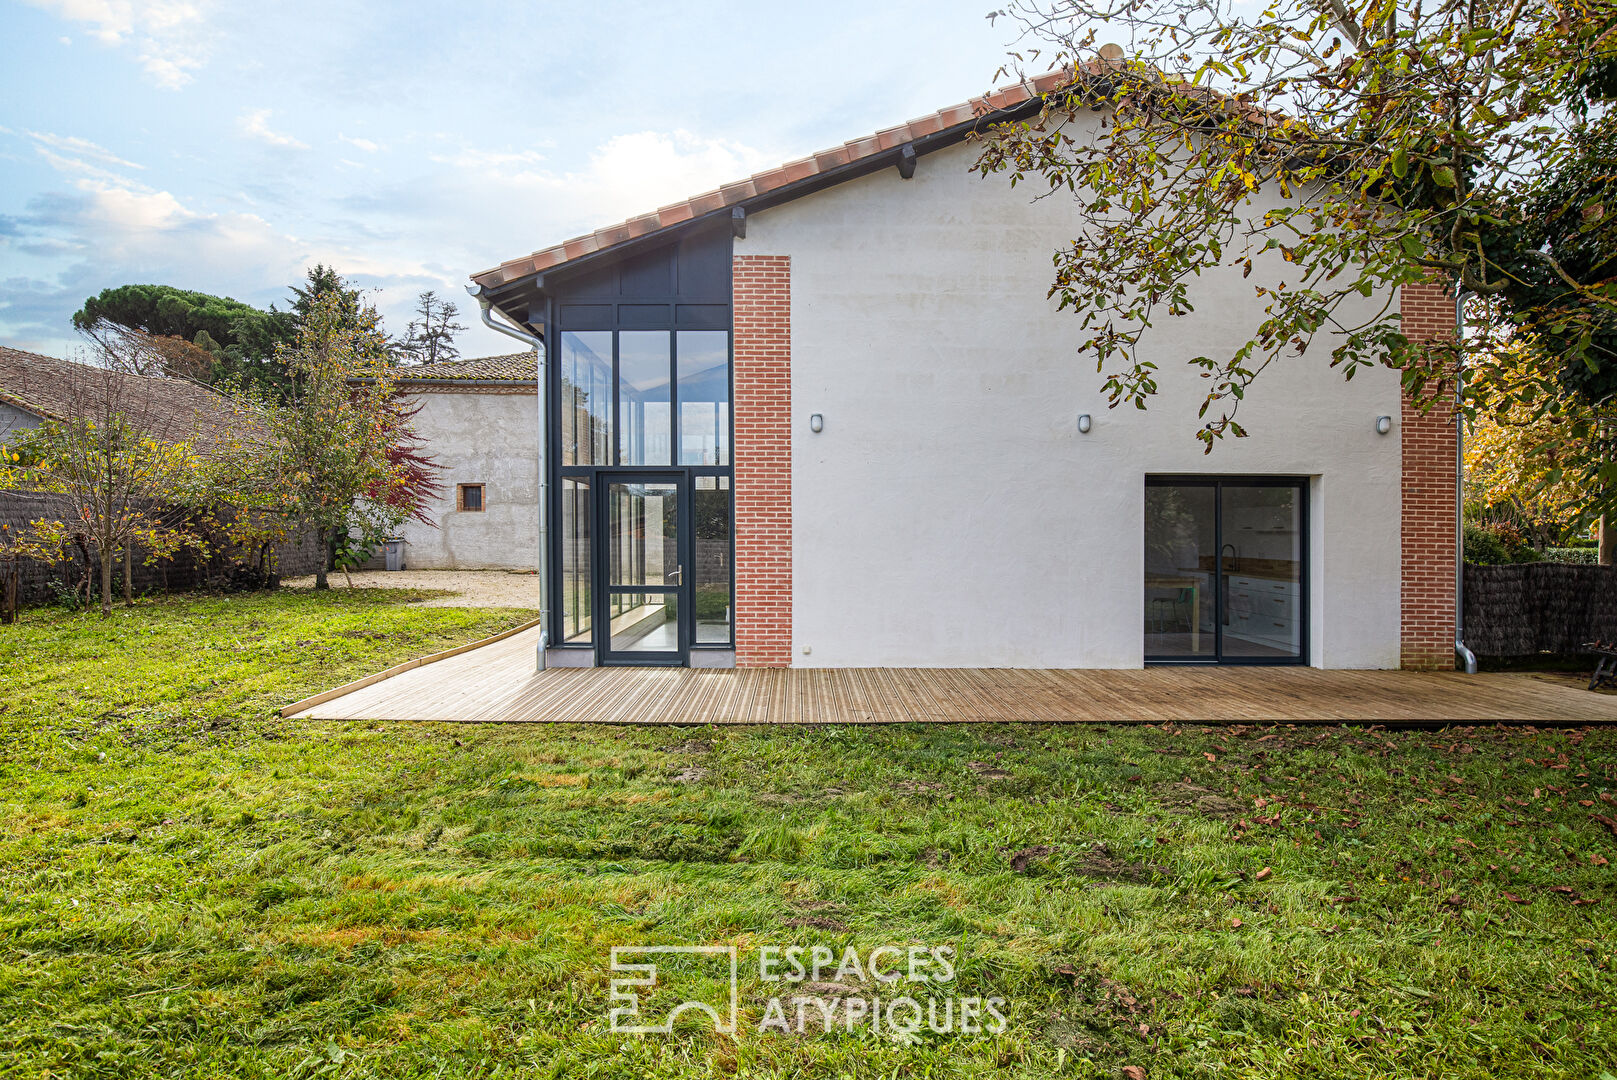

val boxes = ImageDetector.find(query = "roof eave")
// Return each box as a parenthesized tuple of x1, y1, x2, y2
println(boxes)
(471, 90, 1055, 298)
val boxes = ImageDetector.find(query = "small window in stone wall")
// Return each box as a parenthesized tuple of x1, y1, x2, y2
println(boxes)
(457, 484, 485, 512)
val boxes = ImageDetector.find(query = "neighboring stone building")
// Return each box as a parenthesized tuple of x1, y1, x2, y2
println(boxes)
(387, 354, 538, 570)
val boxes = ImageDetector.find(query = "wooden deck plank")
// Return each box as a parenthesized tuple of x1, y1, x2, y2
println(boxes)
(283, 627, 1617, 727)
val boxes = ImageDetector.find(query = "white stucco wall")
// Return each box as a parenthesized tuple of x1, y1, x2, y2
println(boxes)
(398, 389, 539, 570)
(737, 132, 1404, 669)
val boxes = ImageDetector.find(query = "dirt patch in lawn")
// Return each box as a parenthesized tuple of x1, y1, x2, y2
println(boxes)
(1004, 842, 1159, 882)
(1160, 782, 1245, 818)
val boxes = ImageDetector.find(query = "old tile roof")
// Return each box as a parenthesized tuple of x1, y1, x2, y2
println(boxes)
(0, 344, 240, 452)
(471, 68, 1083, 290)
(386, 352, 536, 384)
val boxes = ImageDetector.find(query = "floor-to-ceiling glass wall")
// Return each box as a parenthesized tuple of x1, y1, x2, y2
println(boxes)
(1144, 478, 1307, 664)
(549, 230, 734, 666)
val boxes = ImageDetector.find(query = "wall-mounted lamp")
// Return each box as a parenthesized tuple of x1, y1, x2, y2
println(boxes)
(1077, 413, 1093, 434)
(1375, 415, 1393, 436)
(809, 413, 824, 434)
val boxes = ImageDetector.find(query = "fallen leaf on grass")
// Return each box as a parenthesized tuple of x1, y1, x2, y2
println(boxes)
(1501, 892, 1528, 904)
(1204, 753, 1217, 762)
(1121, 1067, 1147, 1080)
(1593, 854, 1609, 866)
(1230, 917, 1243, 929)
(1550, 885, 1575, 894)
(1255, 866, 1272, 882)
(1590, 813, 1617, 837)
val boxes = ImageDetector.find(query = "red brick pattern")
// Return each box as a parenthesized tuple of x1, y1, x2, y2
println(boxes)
(1400, 282, 1459, 670)
(733, 256, 793, 667)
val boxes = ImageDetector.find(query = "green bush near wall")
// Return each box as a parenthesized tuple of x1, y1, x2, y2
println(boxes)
(1545, 546, 1600, 564)
(1464, 523, 1541, 565)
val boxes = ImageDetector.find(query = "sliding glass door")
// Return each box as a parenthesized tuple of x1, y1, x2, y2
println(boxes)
(1144, 478, 1307, 664)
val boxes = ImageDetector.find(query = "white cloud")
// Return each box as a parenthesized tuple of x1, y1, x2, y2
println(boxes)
(24, 0, 212, 88)
(9, 129, 149, 190)
(26, 131, 143, 172)
(237, 108, 309, 150)
(429, 147, 548, 170)
(577, 129, 780, 212)
(2, 123, 786, 359)
(339, 133, 382, 153)
(432, 129, 781, 229)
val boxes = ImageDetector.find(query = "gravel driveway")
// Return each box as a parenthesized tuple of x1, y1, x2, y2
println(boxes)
(281, 569, 542, 608)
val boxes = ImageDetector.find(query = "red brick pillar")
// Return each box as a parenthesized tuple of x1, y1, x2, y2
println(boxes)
(1399, 282, 1459, 670)
(732, 255, 793, 667)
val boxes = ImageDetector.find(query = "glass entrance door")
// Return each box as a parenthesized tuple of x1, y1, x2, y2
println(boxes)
(1144, 478, 1308, 664)
(601, 475, 687, 665)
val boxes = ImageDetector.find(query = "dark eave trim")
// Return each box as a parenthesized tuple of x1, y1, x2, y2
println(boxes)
(483, 94, 1047, 321)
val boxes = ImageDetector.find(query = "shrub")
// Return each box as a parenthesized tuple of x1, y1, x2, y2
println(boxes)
(1464, 522, 1541, 565)
(1544, 546, 1600, 564)
(1464, 523, 1510, 564)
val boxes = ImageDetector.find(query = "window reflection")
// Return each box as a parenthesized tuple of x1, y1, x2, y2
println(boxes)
(561, 478, 591, 643)
(1144, 484, 1217, 658)
(560, 332, 611, 466)
(678, 331, 730, 465)
(618, 331, 672, 465)
(694, 476, 731, 644)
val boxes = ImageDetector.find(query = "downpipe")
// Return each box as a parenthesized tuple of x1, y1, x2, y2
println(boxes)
(468, 285, 550, 672)
(1454, 287, 1478, 674)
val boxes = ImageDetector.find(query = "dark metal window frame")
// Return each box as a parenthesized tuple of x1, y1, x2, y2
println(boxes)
(544, 290, 735, 662)
(1144, 475, 1311, 667)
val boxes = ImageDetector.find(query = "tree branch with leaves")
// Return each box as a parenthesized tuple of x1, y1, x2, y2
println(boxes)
(217, 285, 417, 590)
(977, 0, 1615, 450)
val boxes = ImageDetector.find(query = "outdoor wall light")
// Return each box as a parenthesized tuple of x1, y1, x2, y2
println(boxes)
(1376, 415, 1393, 435)
(809, 413, 824, 433)
(1077, 413, 1093, 434)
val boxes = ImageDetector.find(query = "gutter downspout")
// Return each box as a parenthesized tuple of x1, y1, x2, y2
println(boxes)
(1454, 287, 1479, 674)
(467, 285, 549, 672)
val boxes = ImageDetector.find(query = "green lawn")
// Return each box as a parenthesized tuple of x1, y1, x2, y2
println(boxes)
(0, 592, 1613, 1079)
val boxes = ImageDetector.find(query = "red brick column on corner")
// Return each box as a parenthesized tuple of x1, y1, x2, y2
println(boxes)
(732, 255, 793, 667)
(1399, 282, 1459, 670)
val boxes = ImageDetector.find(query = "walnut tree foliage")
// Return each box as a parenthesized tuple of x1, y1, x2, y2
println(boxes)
(976, 0, 1616, 453)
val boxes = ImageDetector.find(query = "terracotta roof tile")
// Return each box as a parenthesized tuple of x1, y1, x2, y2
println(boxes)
(0, 344, 241, 453)
(470, 75, 1065, 289)
(385, 352, 536, 384)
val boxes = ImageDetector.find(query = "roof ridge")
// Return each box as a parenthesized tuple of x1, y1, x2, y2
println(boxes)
(470, 67, 1090, 289)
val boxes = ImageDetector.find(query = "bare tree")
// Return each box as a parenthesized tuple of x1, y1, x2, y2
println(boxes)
(393, 291, 466, 366)
(0, 327, 214, 616)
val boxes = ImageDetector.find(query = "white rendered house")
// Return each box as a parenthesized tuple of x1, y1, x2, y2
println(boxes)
(464, 77, 1459, 671)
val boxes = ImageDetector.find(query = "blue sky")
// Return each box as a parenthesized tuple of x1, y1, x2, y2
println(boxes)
(0, 0, 1017, 359)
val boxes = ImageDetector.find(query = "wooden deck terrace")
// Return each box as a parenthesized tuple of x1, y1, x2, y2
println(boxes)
(281, 625, 1617, 726)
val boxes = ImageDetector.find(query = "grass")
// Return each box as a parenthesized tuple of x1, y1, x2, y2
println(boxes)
(0, 590, 1614, 1078)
